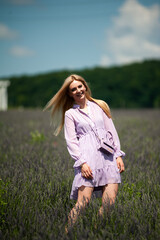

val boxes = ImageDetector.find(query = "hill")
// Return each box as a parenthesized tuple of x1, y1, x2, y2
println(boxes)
(6, 59, 160, 108)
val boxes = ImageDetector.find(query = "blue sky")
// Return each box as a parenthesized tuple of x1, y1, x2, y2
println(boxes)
(0, 0, 160, 78)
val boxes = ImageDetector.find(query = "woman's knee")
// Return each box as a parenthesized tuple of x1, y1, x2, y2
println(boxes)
(76, 197, 90, 209)
(102, 196, 115, 207)
(77, 186, 93, 203)
(102, 183, 118, 205)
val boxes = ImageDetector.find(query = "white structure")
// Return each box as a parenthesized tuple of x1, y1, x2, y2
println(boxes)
(0, 80, 10, 111)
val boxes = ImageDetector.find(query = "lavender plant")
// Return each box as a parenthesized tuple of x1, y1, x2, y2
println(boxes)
(0, 109, 159, 240)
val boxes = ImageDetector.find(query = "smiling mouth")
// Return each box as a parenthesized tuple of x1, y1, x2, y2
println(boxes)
(76, 91, 84, 97)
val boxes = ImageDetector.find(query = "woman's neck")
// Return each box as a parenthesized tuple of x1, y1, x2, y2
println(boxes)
(77, 98, 88, 109)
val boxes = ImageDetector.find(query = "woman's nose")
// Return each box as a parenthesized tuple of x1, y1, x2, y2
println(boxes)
(76, 88, 81, 93)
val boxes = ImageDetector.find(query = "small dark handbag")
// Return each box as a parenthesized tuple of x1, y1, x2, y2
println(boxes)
(92, 128, 115, 155)
(99, 138, 114, 154)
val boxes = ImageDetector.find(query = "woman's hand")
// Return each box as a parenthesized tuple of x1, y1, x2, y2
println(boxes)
(116, 157, 125, 173)
(81, 163, 93, 179)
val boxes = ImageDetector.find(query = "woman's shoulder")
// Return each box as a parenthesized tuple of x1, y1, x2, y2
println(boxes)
(89, 99, 111, 118)
(89, 99, 107, 105)
(89, 99, 107, 109)
(65, 107, 77, 118)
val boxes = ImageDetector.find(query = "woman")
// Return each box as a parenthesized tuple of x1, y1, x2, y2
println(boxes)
(45, 74, 125, 231)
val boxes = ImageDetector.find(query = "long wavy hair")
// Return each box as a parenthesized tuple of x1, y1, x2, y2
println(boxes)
(44, 74, 111, 135)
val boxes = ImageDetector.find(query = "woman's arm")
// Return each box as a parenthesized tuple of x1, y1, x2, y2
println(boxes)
(101, 109, 125, 172)
(65, 111, 93, 178)
(64, 112, 86, 168)
(102, 110, 125, 158)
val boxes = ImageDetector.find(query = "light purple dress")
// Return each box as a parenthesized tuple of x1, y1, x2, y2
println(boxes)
(64, 100, 125, 200)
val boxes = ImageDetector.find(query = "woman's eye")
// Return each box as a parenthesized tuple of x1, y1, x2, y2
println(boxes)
(78, 85, 82, 89)
(71, 88, 76, 92)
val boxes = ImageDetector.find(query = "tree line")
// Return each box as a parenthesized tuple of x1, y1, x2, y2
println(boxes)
(6, 59, 160, 108)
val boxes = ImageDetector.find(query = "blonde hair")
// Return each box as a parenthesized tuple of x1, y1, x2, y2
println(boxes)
(44, 74, 111, 135)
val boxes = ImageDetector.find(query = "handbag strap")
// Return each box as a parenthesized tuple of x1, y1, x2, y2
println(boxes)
(78, 110, 102, 143)
(78, 109, 114, 146)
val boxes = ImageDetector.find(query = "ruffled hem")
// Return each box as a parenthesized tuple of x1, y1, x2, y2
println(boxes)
(70, 165, 121, 200)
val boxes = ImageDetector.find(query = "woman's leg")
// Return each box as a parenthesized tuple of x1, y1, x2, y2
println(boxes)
(66, 186, 93, 231)
(99, 183, 118, 216)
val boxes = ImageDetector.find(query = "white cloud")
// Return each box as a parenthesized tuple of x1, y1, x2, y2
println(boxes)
(100, 0, 160, 66)
(100, 55, 112, 67)
(10, 46, 35, 57)
(0, 23, 18, 39)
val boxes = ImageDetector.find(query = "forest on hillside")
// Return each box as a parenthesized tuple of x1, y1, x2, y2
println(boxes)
(5, 59, 160, 108)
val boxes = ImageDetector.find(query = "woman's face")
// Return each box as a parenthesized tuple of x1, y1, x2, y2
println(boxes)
(69, 80, 86, 104)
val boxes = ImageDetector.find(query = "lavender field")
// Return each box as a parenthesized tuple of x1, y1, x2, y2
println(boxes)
(0, 109, 160, 240)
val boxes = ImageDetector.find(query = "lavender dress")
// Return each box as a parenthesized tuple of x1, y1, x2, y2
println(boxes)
(64, 100, 125, 200)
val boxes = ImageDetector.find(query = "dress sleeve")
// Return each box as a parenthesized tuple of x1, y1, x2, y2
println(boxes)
(102, 110, 125, 158)
(64, 112, 86, 168)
